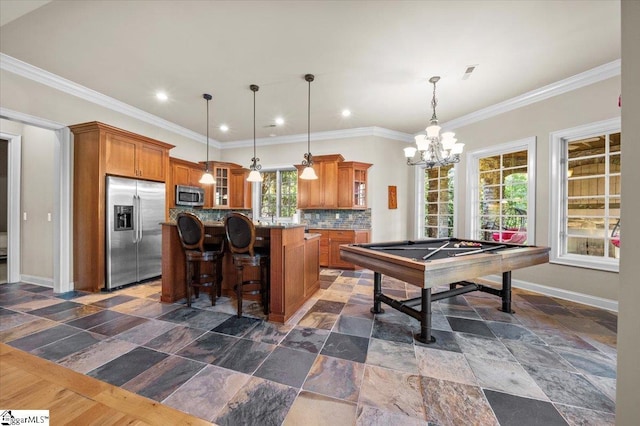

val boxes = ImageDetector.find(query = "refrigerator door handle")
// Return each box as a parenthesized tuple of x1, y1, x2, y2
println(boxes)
(132, 195, 139, 243)
(137, 194, 143, 243)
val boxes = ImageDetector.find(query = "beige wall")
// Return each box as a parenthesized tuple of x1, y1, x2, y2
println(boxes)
(452, 77, 621, 301)
(220, 135, 410, 242)
(616, 0, 640, 422)
(21, 125, 55, 280)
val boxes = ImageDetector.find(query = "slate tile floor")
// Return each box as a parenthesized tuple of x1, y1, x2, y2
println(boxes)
(0, 269, 617, 425)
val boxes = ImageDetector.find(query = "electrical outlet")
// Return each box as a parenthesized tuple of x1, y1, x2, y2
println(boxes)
(349, 214, 353, 220)
(23, 212, 27, 221)
(47, 213, 52, 222)
(316, 214, 320, 219)
(335, 213, 340, 219)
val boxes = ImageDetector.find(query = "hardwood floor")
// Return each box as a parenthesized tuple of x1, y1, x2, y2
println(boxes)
(0, 343, 211, 425)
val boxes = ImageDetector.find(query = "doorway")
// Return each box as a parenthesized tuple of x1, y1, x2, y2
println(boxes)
(1, 114, 72, 293)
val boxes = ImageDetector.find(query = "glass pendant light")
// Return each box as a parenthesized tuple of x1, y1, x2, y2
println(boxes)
(199, 93, 215, 184)
(300, 73, 318, 180)
(247, 84, 263, 182)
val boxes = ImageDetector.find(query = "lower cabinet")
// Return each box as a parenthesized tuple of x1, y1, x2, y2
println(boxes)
(304, 235, 320, 297)
(310, 229, 370, 269)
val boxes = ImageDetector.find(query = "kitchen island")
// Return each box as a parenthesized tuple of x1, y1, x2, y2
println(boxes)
(161, 222, 320, 323)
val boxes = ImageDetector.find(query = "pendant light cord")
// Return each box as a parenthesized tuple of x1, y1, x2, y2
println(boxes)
(254, 88, 257, 159)
(206, 97, 209, 166)
(202, 93, 212, 172)
(307, 77, 311, 154)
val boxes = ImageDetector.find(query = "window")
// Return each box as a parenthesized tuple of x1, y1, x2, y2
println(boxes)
(467, 137, 536, 244)
(258, 169, 298, 220)
(424, 165, 455, 238)
(550, 118, 621, 271)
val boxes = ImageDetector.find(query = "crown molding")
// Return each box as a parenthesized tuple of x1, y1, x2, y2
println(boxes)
(0, 53, 221, 148)
(0, 106, 65, 130)
(442, 59, 621, 130)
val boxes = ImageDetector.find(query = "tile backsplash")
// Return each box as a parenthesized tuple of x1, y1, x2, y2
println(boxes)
(168, 208, 251, 222)
(301, 209, 371, 229)
(168, 208, 371, 230)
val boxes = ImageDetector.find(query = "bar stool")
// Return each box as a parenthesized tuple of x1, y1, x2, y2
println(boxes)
(176, 212, 225, 307)
(224, 212, 269, 317)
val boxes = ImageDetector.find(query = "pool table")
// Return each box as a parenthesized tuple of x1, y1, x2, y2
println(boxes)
(339, 237, 550, 343)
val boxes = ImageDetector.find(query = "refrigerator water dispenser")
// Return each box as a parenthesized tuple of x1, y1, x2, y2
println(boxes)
(114, 205, 133, 231)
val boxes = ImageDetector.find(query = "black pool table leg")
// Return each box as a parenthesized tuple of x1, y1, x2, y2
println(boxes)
(415, 287, 436, 344)
(370, 272, 385, 314)
(500, 271, 515, 313)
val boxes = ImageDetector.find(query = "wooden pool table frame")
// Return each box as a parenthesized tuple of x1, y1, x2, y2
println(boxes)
(340, 238, 549, 344)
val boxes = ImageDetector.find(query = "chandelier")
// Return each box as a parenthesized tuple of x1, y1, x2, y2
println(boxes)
(404, 76, 464, 168)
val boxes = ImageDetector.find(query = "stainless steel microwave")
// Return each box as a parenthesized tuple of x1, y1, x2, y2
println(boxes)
(175, 185, 205, 207)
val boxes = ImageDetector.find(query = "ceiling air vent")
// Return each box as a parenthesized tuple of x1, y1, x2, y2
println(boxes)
(462, 65, 477, 80)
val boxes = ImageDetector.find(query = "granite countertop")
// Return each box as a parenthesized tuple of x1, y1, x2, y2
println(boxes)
(162, 221, 307, 230)
(306, 227, 371, 231)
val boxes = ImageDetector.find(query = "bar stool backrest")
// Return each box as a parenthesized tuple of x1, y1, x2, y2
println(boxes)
(224, 212, 256, 257)
(176, 212, 205, 252)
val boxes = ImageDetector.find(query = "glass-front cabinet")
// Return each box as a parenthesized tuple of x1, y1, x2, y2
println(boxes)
(201, 161, 251, 209)
(338, 161, 372, 209)
(215, 166, 229, 207)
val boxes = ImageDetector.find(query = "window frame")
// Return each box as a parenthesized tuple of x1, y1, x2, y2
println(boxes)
(466, 136, 537, 244)
(415, 163, 461, 239)
(253, 167, 298, 221)
(549, 118, 621, 272)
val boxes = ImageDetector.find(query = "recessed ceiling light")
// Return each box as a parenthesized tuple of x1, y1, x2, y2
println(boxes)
(219, 124, 229, 132)
(342, 109, 351, 117)
(156, 92, 168, 101)
(275, 117, 285, 126)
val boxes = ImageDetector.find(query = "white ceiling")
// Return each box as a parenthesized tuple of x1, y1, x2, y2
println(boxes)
(0, 0, 620, 144)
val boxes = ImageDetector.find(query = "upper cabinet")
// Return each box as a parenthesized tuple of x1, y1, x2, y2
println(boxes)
(103, 130, 170, 181)
(171, 158, 204, 187)
(201, 161, 251, 209)
(295, 154, 343, 209)
(338, 161, 372, 209)
(71, 121, 173, 183)
(229, 168, 252, 209)
(296, 154, 372, 209)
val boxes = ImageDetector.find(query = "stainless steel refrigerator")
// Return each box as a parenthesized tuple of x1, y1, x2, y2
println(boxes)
(106, 176, 165, 290)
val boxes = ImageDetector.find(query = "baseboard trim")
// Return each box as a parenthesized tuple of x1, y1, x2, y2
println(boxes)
(482, 274, 618, 312)
(20, 275, 54, 288)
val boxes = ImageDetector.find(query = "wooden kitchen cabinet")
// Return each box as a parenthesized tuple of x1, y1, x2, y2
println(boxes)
(297, 155, 372, 209)
(312, 229, 330, 267)
(296, 154, 343, 209)
(229, 168, 252, 209)
(105, 132, 168, 181)
(338, 161, 372, 209)
(309, 228, 370, 269)
(70, 121, 174, 292)
(201, 161, 251, 209)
